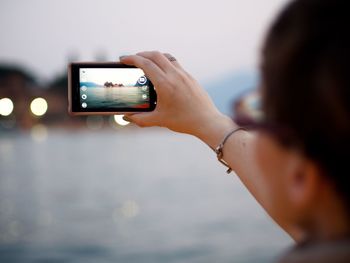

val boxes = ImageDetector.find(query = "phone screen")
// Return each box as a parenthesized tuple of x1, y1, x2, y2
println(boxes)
(79, 68, 151, 110)
(69, 63, 156, 114)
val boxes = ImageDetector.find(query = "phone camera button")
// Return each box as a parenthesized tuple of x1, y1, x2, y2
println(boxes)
(138, 76, 147, 85)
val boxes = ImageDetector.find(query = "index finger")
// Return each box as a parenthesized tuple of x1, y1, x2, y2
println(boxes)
(120, 55, 166, 87)
(137, 51, 176, 73)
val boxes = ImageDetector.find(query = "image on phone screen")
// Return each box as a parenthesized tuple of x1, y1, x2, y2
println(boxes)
(79, 68, 151, 110)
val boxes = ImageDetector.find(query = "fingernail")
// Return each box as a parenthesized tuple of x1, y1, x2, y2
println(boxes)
(123, 116, 132, 122)
(119, 55, 127, 60)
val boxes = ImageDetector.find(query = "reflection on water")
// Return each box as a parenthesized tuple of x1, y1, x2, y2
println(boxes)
(0, 129, 292, 263)
(84, 87, 149, 108)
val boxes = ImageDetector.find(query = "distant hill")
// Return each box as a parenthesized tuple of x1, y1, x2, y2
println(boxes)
(0, 64, 36, 84)
(80, 81, 102, 87)
(49, 74, 68, 95)
(205, 71, 258, 116)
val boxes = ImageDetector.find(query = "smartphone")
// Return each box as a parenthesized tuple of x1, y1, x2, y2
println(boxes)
(68, 62, 157, 115)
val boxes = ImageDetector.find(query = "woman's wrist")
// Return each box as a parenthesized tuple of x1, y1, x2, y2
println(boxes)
(193, 112, 238, 149)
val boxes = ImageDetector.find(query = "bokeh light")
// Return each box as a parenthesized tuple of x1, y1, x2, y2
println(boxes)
(31, 124, 48, 142)
(0, 98, 14, 116)
(120, 200, 139, 219)
(113, 115, 130, 126)
(37, 210, 54, 227)
(30, 98, 48, 116)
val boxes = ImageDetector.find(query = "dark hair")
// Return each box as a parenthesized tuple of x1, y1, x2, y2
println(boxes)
(261, 0, 350, 208)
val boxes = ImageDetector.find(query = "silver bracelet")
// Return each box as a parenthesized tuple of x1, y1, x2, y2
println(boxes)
(212, 127, 245, 174)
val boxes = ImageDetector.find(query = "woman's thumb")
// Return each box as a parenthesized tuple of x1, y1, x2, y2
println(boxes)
(123, 113, 157, 128)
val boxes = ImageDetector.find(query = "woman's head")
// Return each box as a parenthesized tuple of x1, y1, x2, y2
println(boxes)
(255, 0, 349, 237)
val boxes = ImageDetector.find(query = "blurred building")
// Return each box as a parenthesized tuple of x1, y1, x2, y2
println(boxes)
(0, 64, 84, 130)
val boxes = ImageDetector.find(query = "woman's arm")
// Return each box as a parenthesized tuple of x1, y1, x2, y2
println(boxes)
(120, 51, 302, 241)
(194, 114, 303, 242)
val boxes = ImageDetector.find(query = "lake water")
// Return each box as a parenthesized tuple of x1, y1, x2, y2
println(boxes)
(83, 87, 149, 109)
(0, 128, 292, 263)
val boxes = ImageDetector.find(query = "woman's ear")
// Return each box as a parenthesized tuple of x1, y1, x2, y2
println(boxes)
(284, 152, 320, 213)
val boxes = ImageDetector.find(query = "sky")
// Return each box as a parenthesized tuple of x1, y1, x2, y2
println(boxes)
(0, 0, 289, 83)
(81, 68, 145, 86)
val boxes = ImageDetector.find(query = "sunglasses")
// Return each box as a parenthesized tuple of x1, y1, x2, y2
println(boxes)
(232, 89, 300, 147)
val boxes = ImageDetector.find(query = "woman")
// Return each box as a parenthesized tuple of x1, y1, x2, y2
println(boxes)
(121, 0, 349, 261)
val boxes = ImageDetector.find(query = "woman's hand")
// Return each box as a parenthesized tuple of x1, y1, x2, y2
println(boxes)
(121, 51, 235, 142)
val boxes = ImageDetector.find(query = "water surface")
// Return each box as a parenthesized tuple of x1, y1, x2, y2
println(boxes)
(0, 129, 292, 263)
(83, 87, 149, 108)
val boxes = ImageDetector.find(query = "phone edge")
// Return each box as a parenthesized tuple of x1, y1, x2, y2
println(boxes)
(67, 62, 156, 116)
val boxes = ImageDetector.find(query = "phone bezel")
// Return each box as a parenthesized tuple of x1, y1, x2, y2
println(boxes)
(68, 62, 157, 115)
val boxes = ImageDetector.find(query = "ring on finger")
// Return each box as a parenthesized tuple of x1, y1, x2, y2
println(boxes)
(164, 53, 177, 62)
